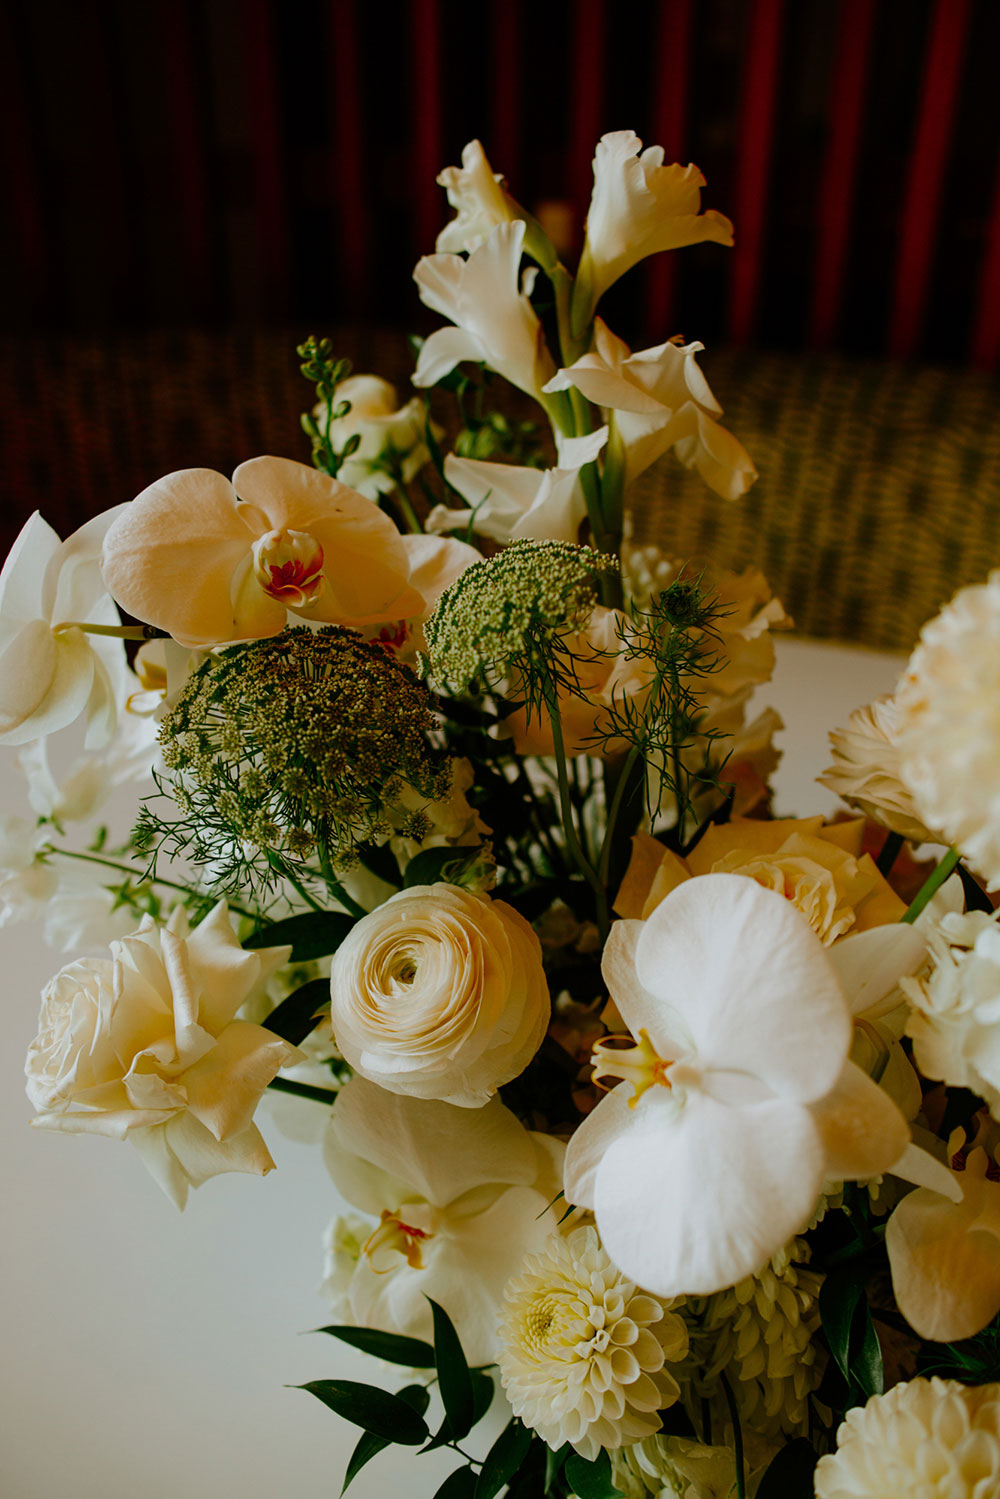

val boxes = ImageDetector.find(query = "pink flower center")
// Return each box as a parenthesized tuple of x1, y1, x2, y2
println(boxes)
(363, 1208, 434, 1272)
(251, 528, 326, 608)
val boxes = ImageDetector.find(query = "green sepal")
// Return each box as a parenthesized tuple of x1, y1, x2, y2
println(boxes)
(246, 911, 355, 963)
(314, 1325, 437, 1368)
(261, 978, 330, 1046)
(293, 1379, 429, 1445)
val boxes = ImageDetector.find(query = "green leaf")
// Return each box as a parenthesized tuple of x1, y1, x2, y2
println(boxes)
(403, 845, 486, 890)
(315, 1325, 437, 1368)
(340, 1385, 431, 1495)
(429, 1298, 475, 1440)
(434, 1469, 477, 1498)
(471, 1368, 495, 1425)
(819, 1264, 866, 1381)
(294, 1380, 429, 1445)
(544, 1443, 570, 1493)
(853, 1305, 885, 1399)
(261, 978, 331, 1046)
(754, 1438, 818, 1498)
(245, 911, 354, 962)
(564, 1448, 624, 1499)
(475, 1418, 534, 1499)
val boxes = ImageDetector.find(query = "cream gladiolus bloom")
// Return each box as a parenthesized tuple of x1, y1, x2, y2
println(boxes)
(100, 456, 426, 649)
(328, 883, 550, 1106)
(436, 139, 519, 254)
(564, 875, 913, 1297)
(544, 320, 756, 496)
(412, 221, 556, 401)
(0, 509, 129, 748)
(26, 902, 299, 1208)
(322, 1076, 564, 1364)
(428, 428, 608, 545)
(575, 132, 734, 325)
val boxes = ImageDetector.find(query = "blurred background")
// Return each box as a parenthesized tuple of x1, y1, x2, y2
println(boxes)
(3, 0, 1000, 645)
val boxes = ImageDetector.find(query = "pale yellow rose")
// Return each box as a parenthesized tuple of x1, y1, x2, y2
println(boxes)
(26, 902, 299, 1208)
(615, 816, 905, 944)
(328, 883, 550, 1107)
(100, 456, 427, 649)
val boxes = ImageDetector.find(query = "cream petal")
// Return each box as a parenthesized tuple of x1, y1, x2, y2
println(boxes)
(31, 1105, 176, 1139)
(829, 924, 928, 1018)
(592, 1089, 825, 1296)
(808, 1061, 911, 1180)
(0, 511, 58, 625)
(399, 532, 479, 615)
(887, 1181, 1000, 1341)
(161, 1109, 276, 1191)
(564, 1087, 652, 1209)
(600, 919, 691, 1056)
(412, 325, 486, 388)
(632, 874, 851, 1102)
(181, 1020, 301, 1141)
(0, 619, 58, 733)
(47, 505, 129, 623)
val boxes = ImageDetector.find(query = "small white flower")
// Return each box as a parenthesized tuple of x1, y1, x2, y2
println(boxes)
(322, 1077, 563, 1364)
(895, 571, 1000, 888)
(412, 221, 555, 401)
(436, 139, 518, 255)
(814, 1377, 1000, 1498)
(497, 1226, 687, 1460)
(575, 132, 734, 325)
(545, 320, 756, 496)
(902, 909, 1000, 1113)
(428, 428, 608, 545)
(0, 814, 58, 927)
(819, 695, 940, 843)
(320, 1213, 371, 1320)
(317, 374, 435, 499)
(0, 509, 129, 748)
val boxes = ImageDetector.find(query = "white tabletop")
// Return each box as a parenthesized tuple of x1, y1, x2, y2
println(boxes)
(0, 635, 904, 1499)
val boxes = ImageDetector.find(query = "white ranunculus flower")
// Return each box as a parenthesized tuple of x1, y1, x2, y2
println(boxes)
(497, 1226, 688, 1460)
(819, 694, 940, 843)
(814, 1377, 1000, 1498)
(0, 509, 129, 748)
(322, 1076, 564, 1364)
(328, 883, 549, 1106)
(564, 875, 914, 1297)
(896, 571, 1000, 889)
(412, 221, 555, 401)
(574, 132, 734, 328)
(435, 139, 519, 254)
(428, 427, 608, 545)
(901, 910, 1000, 1112)
(26, 902, 299, 1207)
(316, 374, 435, 499)
(544, 320, 756, 496)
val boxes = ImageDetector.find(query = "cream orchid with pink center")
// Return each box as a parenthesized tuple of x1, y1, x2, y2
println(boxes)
(574, 132, 734, 330)
(322, 1076, 564, 1364)
(428, 428, 608, 545)
(565, 875, 917, 1297)
(99, 456, 432, 649)
(545, 320, 756, 496)
(412, 221, 555, 401)
(0, 509, 129, 748)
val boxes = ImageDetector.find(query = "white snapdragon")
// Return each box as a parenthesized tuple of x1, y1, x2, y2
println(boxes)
(317, 374, 434, 498)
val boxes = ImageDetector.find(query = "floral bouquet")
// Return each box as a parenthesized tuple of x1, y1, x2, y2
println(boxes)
(9, 132, 1000, 1499)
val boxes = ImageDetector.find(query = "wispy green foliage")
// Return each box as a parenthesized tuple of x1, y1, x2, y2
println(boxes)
(297, 335, 360, 477)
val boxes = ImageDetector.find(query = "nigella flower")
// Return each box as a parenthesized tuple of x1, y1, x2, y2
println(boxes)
(497, 1226, 688, 1460)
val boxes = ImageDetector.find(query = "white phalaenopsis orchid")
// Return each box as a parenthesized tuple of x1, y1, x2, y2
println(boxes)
(322, 1076, 564, 1364)
(412, 221, 555, 401)
(436, 139, 520, 255)
(574, 132, 734, 328)
(428, 428, 608, 545)
(0, 510, 129, 749)
(564, 875, 917, 1298)
(545, 320, 756, 497)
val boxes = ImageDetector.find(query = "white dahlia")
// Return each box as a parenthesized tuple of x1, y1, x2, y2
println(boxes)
(497, 1227, 688, 1460)
(611, 1433, 747, 1498)
(819, 695, 940, 843)
(814, 1377, 1000, 1498)
(895, 572, 1000, 889)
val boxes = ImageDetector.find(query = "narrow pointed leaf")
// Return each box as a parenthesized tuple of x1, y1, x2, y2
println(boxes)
(294, 1379, 429, 1445)
(852, 1306, 885, 1399)
(340, 1385, 431, 1495)
(471, 1369, 495, 1425)
(564, 1448, 624, 1499)
(245, 911, 355, 962)
(476, 1418, 534, 1499)
(429, 1298, 475, 1439)
(315, 1325, 437, 1368)
(819, 1265, 865, 1381)
(755, 1438, 818, 1498)
(435, 1469, 477, 1498)
(261, 978, 331, 1045)
(544, 1443, 570, 1493)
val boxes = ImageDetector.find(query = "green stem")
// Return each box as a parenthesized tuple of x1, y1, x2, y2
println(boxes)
(541, 679, 609, 939)
(47, 845, 258, 921)
(720, 1373, 746, 1499)
(901, 846, 961, 924)
(392, 480, 423, 534)
(315, 836, 368, 919)
(267, 1077, 336, 1106)
(280, 865, 326, 914)
(598, 743, 643, 890)
(52, 621, 157, 641)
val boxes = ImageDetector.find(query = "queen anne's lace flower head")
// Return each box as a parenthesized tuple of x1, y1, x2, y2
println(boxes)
(497, 1226, 688, 1460)
(895, 571, 1000, 889)
(814, 1377, 1000, 1498)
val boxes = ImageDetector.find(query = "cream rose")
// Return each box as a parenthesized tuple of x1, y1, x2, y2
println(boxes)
(328, 884, 550, 1106)
(26, 902, 300, 1208)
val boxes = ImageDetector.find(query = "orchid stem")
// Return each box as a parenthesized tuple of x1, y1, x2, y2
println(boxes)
(267, 1077, 336, 1106)
(52, 621, 158, 641)
(901, 846, 961, 924)
(46, 845, 258, 921)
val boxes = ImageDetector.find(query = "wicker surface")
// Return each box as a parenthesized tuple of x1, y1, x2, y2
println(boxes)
(2, 331, 997, 652)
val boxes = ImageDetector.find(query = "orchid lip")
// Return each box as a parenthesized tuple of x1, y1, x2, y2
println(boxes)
(591, 1029, 675, 1108)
